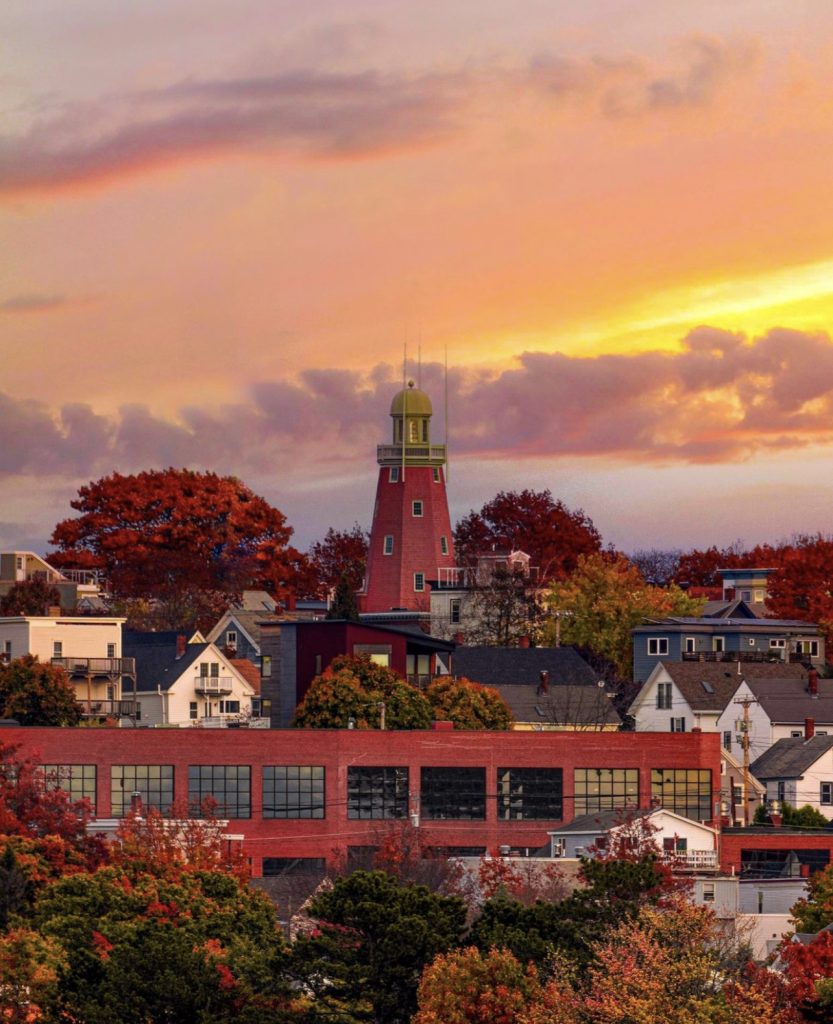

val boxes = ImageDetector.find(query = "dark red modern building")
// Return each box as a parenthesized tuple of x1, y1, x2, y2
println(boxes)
(360, 381, 456, 613)
(9, 727, 720, 877)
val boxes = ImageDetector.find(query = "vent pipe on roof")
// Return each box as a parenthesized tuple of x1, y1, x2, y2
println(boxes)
(537, 670, 549, 696)
(805, 717, 815, 741)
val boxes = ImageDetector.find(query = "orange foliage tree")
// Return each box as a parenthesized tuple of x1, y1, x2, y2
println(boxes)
(425, 676, 513, 730)
(49, 468, 308, 629)
(414, 946, 541, 1024)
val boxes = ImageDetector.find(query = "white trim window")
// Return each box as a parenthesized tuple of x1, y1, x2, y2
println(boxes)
(414, 573, 425, 592)
(821, 783, 833, 805)
(226, 630, 238, 649)
(670, 717, 686, 733)
(684, 637, 696, 653)
(712, 637, 725, 653)
(389, 466, 400, 483)
(383, 535, 394, 555)
(770, 639, 786, 650)
(656, 682, 672, 710)
(647, 637, 669, 656)
(440, 536, 449, 556)
(412, 500, 424, 517)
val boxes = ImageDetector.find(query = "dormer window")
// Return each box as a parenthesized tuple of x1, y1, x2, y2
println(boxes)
(226, 630, 238, 649)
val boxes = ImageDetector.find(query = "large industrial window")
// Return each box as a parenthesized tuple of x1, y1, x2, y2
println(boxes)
(263, 766, 324, 819)
(651, 768, 711, 821)
(111, 765, 174, 817)
(497, 767, 563, 820)
(40, 764, 96, 812)
(573, 768, 639, 816)
(421, 767, 486, 819)
(262, 857, 327, 877)
(188, 765, 251, 819)
(348, 766, 409, 819)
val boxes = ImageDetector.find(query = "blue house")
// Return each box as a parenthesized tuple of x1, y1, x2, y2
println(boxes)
(632, 614, 825, 683)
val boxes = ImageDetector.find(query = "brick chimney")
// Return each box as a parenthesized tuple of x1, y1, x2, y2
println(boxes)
(808, 668, 819, 697)
(805, 717, 815, 740)
(176, 634, 186, 659)
(518, 635, 530, 649)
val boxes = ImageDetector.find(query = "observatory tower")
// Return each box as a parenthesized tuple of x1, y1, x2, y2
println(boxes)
(361, 381, 456, 612)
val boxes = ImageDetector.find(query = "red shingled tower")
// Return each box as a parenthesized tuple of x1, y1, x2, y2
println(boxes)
(361, 381, 456, 612)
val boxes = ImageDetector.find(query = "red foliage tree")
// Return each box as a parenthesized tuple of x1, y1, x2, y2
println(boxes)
(49, 469, 306, 627)
(307, 524, 369, 598)
(766, 535, 833, 645)
(455, 489, 601, 584)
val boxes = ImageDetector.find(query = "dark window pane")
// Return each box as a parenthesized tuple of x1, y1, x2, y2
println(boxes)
(421, 767, 485, 820)
(348, 767, 409, 820)
(40, 764, 97, 813)
(497, 768, 563, 820)
(189, 765, 251, 818)
(111, 765, 174, 817)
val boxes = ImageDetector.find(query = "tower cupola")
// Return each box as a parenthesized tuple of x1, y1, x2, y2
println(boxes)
(378, 380, 446, 468)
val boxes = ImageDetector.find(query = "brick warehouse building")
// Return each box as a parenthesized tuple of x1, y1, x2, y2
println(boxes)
(7, 727, 720, 876)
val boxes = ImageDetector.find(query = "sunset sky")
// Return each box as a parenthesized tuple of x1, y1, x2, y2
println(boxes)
(4, 0, 833, 556)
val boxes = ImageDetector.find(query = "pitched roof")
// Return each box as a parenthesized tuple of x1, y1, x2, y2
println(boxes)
(209, 609, 285, 650)
(493, 683, 621, 727)
(745, 676, 833, 724)
(700, 599, 760, 619)
(638, 616, 818, 629)
(452, 646, 598, 687)
(549, 808, 654, 835)
(750, 735, 833, 780)
(230, 658, 261, 695)
(123, 633, 207, 692)
(658, 661, 807, 712)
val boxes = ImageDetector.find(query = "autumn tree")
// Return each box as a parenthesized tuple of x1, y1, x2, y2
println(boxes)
(0, 579, 62, 616)
(545, 553, 704, 678)
(0, 927, 67, 1024)
(0, 656, 82, 727)
(455, 489, 601, 584)
(425, 676, 513, 730)
(294, 869, 467, 1024)
(307, 524, 369, 597)
(31, 866, 294, 1024)
(766, 534, 833, 647)
(414, 946, 541, 1024)
(292, 655, 433, 729)
(48, 469, 305, 631)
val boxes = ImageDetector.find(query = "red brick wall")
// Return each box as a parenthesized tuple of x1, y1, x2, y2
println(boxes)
(9, 728, 719, 876)
(720, 831, 833, 875)
(364, 466, 456, 612)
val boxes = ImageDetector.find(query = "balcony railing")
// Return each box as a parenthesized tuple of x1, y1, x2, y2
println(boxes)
(194, 676, 233, 695)
(77, 699, 138, 719)
(191, 716, 270, 729)
(376, 444, 447, 466)
(663, 850, 718, 870)
(681, 651, 813, 664)
(52, 657, 135, 678)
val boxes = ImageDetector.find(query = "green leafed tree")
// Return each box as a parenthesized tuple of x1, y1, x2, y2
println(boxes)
(0, 655, 82, 726)
(293, 869, 467, 1024)
(293, 655, 433, 730)
(545, 553, 704, 678)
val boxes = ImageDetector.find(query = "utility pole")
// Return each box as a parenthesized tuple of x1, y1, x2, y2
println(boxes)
(734, 695, 757, 827)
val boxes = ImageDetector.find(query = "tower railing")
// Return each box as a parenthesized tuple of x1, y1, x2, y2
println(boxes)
(376, 444, 447, 466)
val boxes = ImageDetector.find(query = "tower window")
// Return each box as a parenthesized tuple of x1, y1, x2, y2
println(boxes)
(414, 573, 425, 592)
(433, 467, 441, 483)
(408, 420, 419, 442)
(389, 467, 400, 483)
(383, 535, 394, 555)
(440, 536, 449, 556)
(412, 501, 423, 517)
